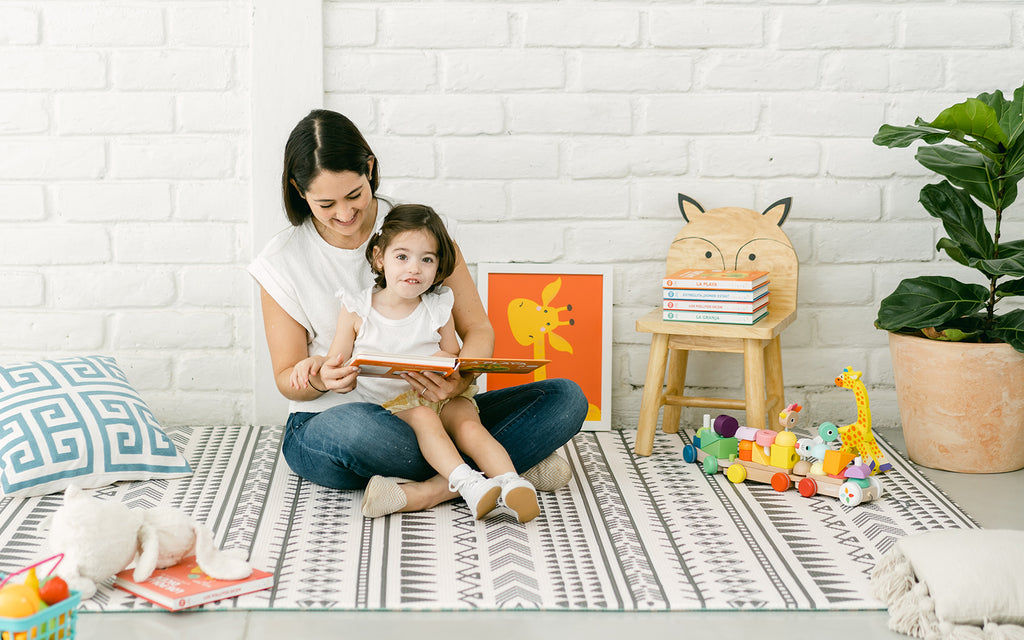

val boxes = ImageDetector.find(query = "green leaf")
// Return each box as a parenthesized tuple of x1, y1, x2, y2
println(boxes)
(919, 181, 993, 260)
(928, 98, 1008, 148)
(976, 89, 1007, 121)
(936, 238, 973, 269)
(873, 124, 950, 148)
(989, 308, 1024, 353)
(1005, 140, 1024, 177)
(995, 276, 1024, 297)
(994, 84, 1024, 147)
(916, 145, 998, 209)
(999, 176, 1020, 208)
(876, 276, 989, 331)
(969, 242, 1024, 277)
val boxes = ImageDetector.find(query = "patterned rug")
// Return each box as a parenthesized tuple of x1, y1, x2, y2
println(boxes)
(0, 425, 977, 612)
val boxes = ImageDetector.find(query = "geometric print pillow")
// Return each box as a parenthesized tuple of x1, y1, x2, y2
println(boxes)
(0, 355, 192, 498)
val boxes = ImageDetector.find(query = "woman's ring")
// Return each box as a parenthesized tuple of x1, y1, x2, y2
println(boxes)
(418, 386, 425, 396)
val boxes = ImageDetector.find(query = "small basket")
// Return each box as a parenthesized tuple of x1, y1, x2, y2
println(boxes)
(0, 555, 80, 640)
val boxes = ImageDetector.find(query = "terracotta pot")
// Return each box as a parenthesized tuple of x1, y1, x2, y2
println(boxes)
(889, 332, 1024, 473)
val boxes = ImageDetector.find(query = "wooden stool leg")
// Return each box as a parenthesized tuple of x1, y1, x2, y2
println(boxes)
(662, 348, 688, 434)
(743, 338, 767, 431)
(636, 333, 670, 456)
(765, 336, 785, 424)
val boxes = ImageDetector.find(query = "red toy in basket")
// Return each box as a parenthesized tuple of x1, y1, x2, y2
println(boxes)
(0, 554, 81, 640)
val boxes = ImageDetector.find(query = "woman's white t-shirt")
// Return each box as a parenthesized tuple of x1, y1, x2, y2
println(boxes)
(247, 199, 392, 414)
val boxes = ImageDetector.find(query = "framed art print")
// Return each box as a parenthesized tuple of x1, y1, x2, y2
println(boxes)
(477, 263, 612, 431)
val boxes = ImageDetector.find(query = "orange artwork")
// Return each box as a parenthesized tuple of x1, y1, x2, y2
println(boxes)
(478, 265, 611, 430)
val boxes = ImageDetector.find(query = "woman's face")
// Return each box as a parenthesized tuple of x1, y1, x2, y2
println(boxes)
(298, 167, 376, 248)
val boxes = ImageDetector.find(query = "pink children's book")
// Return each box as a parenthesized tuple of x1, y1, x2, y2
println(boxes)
(113, 556, 274, 611)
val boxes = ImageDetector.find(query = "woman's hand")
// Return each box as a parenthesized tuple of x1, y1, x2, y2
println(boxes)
(403, 370, 473, 402)
(319, 354, 360, 394)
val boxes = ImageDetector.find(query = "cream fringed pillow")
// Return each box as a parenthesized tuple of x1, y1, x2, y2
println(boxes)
(871, 529, 1024, 639)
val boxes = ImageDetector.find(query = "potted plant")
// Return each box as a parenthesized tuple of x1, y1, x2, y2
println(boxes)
(872, 81, 1024, 473)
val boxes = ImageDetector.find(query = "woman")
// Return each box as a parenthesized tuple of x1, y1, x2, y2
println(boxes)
(248, 109, 587, 517)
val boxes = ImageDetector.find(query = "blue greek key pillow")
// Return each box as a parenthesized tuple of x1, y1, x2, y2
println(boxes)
(0, 356, 192, 498)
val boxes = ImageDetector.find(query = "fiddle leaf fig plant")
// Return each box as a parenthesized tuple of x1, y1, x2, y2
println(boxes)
(873, 82, 1024, 352)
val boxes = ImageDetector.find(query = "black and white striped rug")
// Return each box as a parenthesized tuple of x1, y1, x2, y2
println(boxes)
(0, 425, 976, 611)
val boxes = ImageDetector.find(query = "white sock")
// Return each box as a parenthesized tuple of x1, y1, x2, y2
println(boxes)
(447, 463, 474, 489)
(493, 471, 519, 486)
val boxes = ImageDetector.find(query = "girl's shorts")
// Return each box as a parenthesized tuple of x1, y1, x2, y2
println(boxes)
(382, 384, 479, 415)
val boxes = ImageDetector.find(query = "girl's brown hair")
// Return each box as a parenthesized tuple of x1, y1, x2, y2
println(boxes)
(366, 204, 457, 294)
(281, 110, 380, 226)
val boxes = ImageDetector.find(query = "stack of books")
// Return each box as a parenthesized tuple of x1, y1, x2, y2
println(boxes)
(661, 269, 769, 325)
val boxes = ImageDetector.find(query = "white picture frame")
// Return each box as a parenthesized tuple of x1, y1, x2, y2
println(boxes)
(476, 263, 613, 431)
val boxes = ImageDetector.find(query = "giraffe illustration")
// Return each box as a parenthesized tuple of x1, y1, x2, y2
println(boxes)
(834, 367, 892, 474)
(506, 276, 574, 367)
(506, 277, 600, 421)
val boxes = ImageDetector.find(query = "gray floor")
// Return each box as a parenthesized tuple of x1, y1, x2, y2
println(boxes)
(76, 429, 1024, 640)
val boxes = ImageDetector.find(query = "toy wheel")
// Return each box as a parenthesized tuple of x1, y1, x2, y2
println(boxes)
(683, 444, 698, 464)
(726, 464, 747, 484)
(839, 481, 863, 507)
(703, 456, 719, 475)
(868, 476, 884, 499)
(798, 477, 818, 497)
(770, 472, 791, 492)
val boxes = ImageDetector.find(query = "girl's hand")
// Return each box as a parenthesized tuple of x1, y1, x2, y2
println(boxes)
(290, 356, 323, 390)
(403, 369, 472, 402)
(319, 354, 360, 394)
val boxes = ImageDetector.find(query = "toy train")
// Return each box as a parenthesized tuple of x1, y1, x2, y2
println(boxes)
(683, 407, 884, 507)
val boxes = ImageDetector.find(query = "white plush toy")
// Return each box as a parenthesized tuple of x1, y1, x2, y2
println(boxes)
(45, 485, 252, 599)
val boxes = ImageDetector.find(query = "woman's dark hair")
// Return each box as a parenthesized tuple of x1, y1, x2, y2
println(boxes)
(281, 109, 380, 226)
(366, 204, 457, 294)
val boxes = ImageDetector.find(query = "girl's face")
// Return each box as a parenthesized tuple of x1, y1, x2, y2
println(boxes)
(298, 166, 376, 248)
(374, 229, 440, 300)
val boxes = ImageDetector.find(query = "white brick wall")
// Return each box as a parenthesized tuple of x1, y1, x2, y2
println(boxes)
(3, 0, 1022, 432)
(323, 0, 1024, 432)
(0, 1, 251, 426)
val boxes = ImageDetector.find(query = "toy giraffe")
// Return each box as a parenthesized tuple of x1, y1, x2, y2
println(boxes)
(834, 367, 892, 474)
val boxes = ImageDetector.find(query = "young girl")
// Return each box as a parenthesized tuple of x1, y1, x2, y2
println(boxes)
(290, 204, 540, 523)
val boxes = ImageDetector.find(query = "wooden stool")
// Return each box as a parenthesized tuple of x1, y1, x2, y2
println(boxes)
(634, 195, 799, 456)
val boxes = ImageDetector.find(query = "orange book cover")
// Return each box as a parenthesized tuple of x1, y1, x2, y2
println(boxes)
(344, 351, 549, 378)
(663, 269, 770, 291)
(114, 556, 274, 611)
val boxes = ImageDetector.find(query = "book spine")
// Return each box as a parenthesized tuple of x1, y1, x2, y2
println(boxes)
(175, 577, 275, 609)
(663, 298, 767, 313)
(662, 277, 765, 291)
(116, 575, 275, 611)
(662, 309, 767, 324)
(663, 286, 768, 302)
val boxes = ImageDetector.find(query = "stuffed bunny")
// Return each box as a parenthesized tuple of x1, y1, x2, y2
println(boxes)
(45, 485, 252, 599)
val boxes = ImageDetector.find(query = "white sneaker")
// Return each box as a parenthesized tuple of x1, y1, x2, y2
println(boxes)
(495, 473, 540, 524)
(448, 464, 501, 520)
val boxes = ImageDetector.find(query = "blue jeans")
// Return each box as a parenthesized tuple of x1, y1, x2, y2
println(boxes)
(282, 378, 587, 490)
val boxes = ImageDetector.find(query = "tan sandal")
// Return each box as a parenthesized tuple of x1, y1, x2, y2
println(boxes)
(361, 476, 409, 518)
(522, 453, 572, 492)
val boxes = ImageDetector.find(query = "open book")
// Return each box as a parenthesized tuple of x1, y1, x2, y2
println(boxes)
(344, 351, 549, 378)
